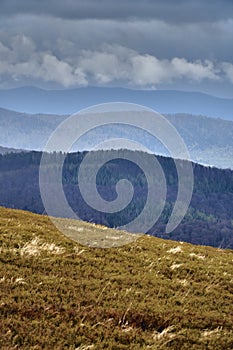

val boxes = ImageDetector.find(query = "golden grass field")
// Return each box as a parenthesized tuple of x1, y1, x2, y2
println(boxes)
(0, 206, 232, 349)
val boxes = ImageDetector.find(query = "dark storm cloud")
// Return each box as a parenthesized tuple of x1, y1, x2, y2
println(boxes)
(0, 0, 233, 94)
(1, 15, 233, 62)
(0, 0, 233, 23)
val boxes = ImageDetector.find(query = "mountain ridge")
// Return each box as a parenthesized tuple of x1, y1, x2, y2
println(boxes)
(1, 86, 233, 120)
(1, 107, 233, 169)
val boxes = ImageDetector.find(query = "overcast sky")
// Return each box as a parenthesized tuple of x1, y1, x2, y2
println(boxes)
(0, 0, 233, 97)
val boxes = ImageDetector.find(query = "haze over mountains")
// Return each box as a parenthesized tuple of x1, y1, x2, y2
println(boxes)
(1, 86, 233, 120)
(1, 106, 233, 169)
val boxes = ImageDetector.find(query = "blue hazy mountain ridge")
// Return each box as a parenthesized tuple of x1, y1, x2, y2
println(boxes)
(0, 146, 26, 154)
(1, 86, 233, 120)
(0, 107, 233, 169)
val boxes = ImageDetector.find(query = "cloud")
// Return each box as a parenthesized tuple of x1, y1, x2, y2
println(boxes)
(130, 56, 219, 86)
(77, 46, 220, 87)
(170, 58, 219, 81)
(222, 62, 233, 84)
(0, 6, 232, 94)
(1, 0, 233, 23)
(0, 36, 87, 87)
(0, 37, 223, 88)
(1, 15, 233, 63)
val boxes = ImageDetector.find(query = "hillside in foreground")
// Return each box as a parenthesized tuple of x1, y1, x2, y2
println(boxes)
(0, 207, 232, 349)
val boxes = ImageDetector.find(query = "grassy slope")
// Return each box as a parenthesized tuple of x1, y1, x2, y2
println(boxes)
(0, 207, 232, 349)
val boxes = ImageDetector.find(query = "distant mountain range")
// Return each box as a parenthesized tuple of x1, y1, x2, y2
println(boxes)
(1, 107, 233, 169)
(0, 146, 25, 154)
(1, 86, 233, 120)
(0, 108, 64, 150)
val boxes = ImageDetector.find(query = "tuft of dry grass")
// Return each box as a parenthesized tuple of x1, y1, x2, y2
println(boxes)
(20, 237, 66, 256)
(167, 246, 183, 254)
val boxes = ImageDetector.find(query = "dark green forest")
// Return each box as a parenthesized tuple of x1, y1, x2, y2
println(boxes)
(0, 150, 233, 248)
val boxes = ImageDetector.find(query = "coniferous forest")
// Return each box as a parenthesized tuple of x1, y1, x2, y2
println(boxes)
(0, 149, 232, 249)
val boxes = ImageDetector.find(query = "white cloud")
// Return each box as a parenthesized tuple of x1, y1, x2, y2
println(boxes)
(171, 58, 219, 81)
(0, 35, 88, 87)
(0, 36, 228, 89)
(75, 45, 220, 87)
(131, 55, 171, 85)
(40, 53, 86, 87)
(222, 62, 233, 83)
(78, 49, 124, 83)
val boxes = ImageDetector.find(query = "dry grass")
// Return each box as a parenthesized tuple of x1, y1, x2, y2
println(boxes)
(20, 237, 66, 256)
(0, 206, 233, 349)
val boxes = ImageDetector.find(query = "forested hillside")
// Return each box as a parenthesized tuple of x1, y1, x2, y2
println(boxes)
(0, 150, 233, 248)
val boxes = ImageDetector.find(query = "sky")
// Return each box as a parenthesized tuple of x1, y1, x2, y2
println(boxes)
(0, 0, 233, 97)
